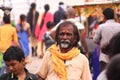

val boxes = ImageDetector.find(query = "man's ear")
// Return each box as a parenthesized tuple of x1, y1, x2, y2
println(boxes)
(21, 58, 25, 65)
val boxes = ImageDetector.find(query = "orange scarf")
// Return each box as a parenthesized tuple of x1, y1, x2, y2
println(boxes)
(48, 44, 80, 80)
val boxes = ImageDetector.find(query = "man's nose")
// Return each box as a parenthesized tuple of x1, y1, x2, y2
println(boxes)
(63, 34, 67, 39)
(8, 66, 13, 71)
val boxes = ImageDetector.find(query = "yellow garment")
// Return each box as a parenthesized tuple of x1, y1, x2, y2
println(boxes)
(0, 24, 19, 53)
(48, 44, 80, 80)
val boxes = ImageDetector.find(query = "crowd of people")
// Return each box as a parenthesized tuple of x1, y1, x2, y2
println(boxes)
(0, 1, 120, 80)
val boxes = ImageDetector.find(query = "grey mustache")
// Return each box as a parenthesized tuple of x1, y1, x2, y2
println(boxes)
(60, 40, 71, 43)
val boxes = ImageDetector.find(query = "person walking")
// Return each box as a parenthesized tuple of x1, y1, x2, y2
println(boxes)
(0, 15, 19, 75)
(93, 8, 120, 72)
(36, 21, 92, 80)
(27, 2, 39, 56)
(0, 15, 19, 53)
(27, 2, 39, 37)
(16, 14, 31, 63)
(97, 31, 120, 80)
(35, 4, 53, 57)
(40, 21, 55, 58)
(54, 2, 67, 25)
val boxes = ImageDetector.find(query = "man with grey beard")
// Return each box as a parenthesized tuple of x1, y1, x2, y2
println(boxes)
(36, 21, 92, 80)
(51, 7, 89, 58)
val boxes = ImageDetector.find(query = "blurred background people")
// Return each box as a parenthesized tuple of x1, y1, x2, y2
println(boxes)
(16, 14, 31, 63)
(27, 2, 39, 57)
(0, 15, 19, 75)
(40, 21, 55, 58)
(35, 4, 53, 57)
(93, 8, 120, 72)
(97, 31, 120, 80)
(106, 54, 120, 80)
(54, 1, 67, 25)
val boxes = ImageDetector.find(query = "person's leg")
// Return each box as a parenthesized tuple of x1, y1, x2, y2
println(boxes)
(35, 46, 37, 56)
(92, 46, 100, 80)
(32, 46, 35, 56)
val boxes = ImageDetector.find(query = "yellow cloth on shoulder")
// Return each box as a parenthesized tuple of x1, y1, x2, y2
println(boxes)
(48, 44, 80, 80)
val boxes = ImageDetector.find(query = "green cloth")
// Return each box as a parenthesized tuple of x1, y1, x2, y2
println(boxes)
(12, 20, 16, 27)
(0, 51, 3, 68)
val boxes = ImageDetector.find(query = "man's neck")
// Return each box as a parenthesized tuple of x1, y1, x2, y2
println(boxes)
(17, 68, 26, 80)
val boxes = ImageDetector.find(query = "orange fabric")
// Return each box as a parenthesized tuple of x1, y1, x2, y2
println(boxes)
(0, 24, 19, 53)
(48, 44, 80, 80)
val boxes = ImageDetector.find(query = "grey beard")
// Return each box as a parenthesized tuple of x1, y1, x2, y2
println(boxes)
(60, 40, 71, 48)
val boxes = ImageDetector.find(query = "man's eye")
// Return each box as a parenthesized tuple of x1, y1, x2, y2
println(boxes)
(59, 33, 64, 36)
(11, 64, 16, 66)
(66, 33, 72, 36)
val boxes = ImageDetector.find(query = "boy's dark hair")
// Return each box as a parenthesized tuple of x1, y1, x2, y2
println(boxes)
(3, 15, 11, 23)
(46, 21, 54, 29)
(20, 14, 26, 21)
(3, 46, 25, 62)
(103, 8, 114, 20)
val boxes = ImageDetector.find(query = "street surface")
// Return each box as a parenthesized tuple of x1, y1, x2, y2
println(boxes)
(26, 56, 42, 74)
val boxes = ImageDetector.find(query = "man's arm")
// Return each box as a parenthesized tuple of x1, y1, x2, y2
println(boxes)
(79, 29, 89, 57)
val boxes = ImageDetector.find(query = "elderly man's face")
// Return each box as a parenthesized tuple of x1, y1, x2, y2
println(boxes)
(58, 24, 75, 49)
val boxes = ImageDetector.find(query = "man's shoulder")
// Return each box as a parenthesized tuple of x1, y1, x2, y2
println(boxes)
(25, 68, 38, 80)
(28, 73, 38, 80)
(1, 24, 15, 30)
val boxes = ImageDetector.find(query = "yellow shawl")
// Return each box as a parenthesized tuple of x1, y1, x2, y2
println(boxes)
(48, 44, 80, 80)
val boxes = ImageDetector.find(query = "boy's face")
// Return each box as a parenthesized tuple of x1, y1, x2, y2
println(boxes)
(5, 59, 25, 75)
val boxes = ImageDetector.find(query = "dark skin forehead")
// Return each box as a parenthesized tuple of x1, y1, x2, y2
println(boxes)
(59, 24, 74, 34)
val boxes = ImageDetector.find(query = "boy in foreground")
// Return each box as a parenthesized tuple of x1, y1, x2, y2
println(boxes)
(0, 46, 38, 80)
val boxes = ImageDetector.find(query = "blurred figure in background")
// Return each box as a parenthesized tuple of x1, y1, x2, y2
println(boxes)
(27, 2, 39, 57)
(0, 15, 19, 75)
(97, 31, 120, 80)
(16, 14, 31, 63)
(106, 54, 120, 80)
(35, 4, 53, 57)
(93, 8, 120, 72)
(40, 21, 55, 58)
(54, 2, 67, 25)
